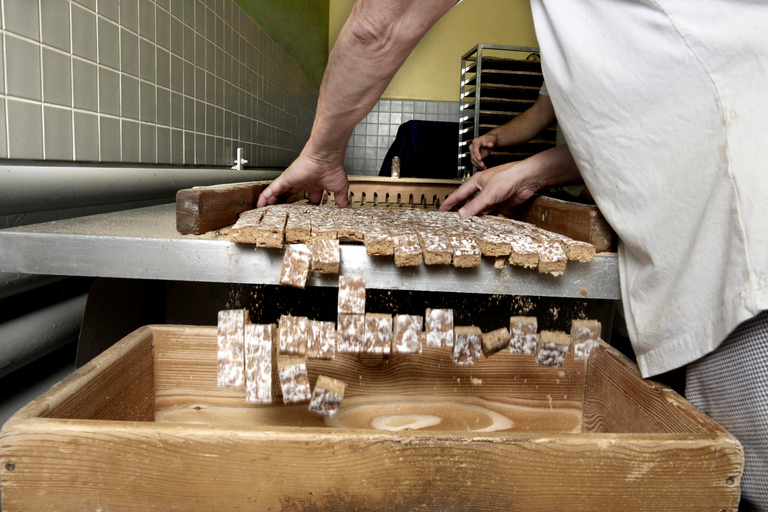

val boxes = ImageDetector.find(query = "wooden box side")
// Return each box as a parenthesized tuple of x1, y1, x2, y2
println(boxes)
(151, 325, 586, 412)
(0, 426, 742, 511)
(582, 342, 729, 435)
(491, 195, 615, 252)
(1, 326, 155, 425)
(176, 181, 269, 235)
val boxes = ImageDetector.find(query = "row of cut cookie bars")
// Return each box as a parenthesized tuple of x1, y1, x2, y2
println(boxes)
(216, 275, 603, 416)
(226, 204, 596, 276)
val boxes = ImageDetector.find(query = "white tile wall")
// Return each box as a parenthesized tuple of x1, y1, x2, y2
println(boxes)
(0, 0, 318, 166)
(344, 99, 460, 176)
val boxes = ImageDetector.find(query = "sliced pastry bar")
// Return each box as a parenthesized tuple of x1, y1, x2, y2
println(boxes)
(338, 276, 366, 315)
(285, 214, 311, 244)
(481, 327, 510, 357)
(311, 239, 340, 274)
(509, 316, 538, 355)
(393, 314, 423, 354)
(537, 240, 568, 276)
(244, 323, 277, 404)
(425, 308, 454, 348)
(254, 211, 287, 248)
(453, 326, 482, 365)
(364, 313, 393, 354)
(278, 358, 312, 404)
(364, 228, 394, 256)
(217, 308, 249, 387)
(393, 233, 423, 267)
(308, 375, 347, 417)
(536, 330, 570, 367)
(226, 209, 265, 243)
(571, 319, 602, 361)
(337, 313, 365, 354)
(279, 244, 311, 289)
(418, 231, 452, 265)
(278, 314, 309, 356)
(448, 235, 482, 268)
(307, 320, 336, 360)
(309, 215, 337, 240)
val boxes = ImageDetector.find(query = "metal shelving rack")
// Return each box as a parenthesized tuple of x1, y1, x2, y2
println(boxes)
(458, 44, 557, 178)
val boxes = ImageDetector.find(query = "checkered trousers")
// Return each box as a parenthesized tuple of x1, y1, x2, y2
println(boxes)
(686, 310, 768, 512)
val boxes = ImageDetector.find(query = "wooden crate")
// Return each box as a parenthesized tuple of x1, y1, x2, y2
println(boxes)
(1, 325, 742, 511)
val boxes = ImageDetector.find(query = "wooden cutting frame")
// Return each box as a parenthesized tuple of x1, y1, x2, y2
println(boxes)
(176, 176, 615, 251)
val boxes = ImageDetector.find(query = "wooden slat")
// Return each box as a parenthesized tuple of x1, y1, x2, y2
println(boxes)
(582, 342, 727, 435)
(175, 181, 269, 235)
(492, 195, 615, 252)
(0, 424, 742, 511)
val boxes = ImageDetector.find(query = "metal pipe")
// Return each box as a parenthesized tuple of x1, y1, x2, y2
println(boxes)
(0, 273, 66, 300)
(0, 294, 88, 379)
(0, 163, 283, 216)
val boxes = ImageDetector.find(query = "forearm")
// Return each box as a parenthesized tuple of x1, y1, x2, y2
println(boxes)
(515, 144, 581, 191)
(484, 94, 556, 148)
(306, 0, 457, 164)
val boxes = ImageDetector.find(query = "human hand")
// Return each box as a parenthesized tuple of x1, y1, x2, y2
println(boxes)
(440, 162, 536, 217)
(257, 153, 350, 208)
(442, 145, 580, 217)
(469, 133, 498, 170)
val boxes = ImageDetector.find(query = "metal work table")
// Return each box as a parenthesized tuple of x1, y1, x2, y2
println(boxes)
(0, 203, 620, 299)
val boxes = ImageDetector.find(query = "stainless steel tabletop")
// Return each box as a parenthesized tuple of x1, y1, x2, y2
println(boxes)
(0, 203, 620, 299)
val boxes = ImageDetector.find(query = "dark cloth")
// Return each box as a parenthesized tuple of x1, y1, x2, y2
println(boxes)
(379, 120, 459, 179)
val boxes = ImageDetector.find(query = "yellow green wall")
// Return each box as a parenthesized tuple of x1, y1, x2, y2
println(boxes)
(329, 0, 538, 102)
(236, 0, 329, 86)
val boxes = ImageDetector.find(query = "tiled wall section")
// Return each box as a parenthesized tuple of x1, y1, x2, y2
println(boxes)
(345, 99, 459, 176)
(0, 0, 318, 167)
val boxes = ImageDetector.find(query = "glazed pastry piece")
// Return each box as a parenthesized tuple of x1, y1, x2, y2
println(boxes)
(278, 358, 311, 404)
(393, 233, 423, 267)
(364, 313, 393, 354)
(278, 314, 309, 356)
(364, 228, 393, 256)
(448, 236, 481, 268)
(509, 316, 538, 355)
(227, 209, 265, 244)
(217, 309, 249, 387)
(453, 326, 482, 365)
(278, 245, 311, 289)
(418, 232, 452, 265)
(311, 239, 340, 274)
(393, 315, 423, 354)
(254, 211, 287, 248)
(244, 323, 277, 404)
(481, 327, 510, 357)
(337, 313, 365, 354)
(571, 319, 601, 361)
(308, 375, 347, 417)
(338, 276, 366, 315)
(307, 320, 336, 360)
(425, 308, 454, 348)
(536, 330, 570, 367)
(537, 241, 568, 276)
(285, 214, 311, 244)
